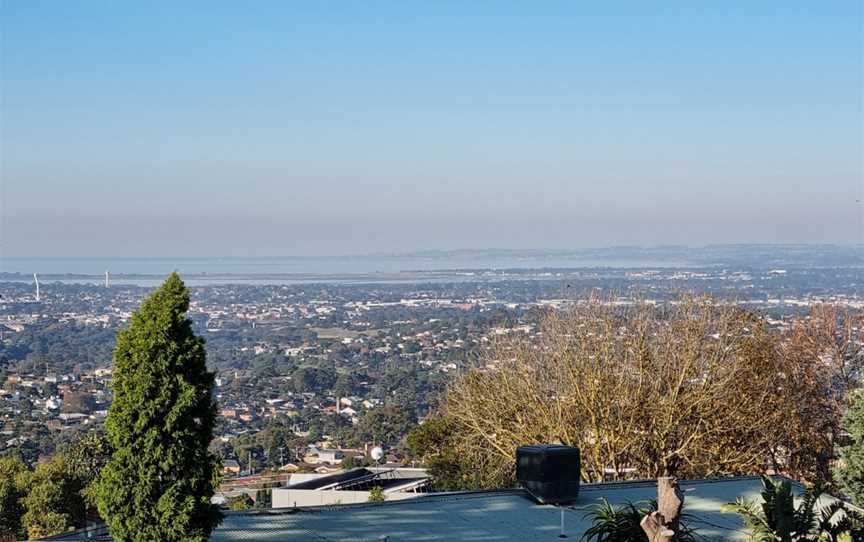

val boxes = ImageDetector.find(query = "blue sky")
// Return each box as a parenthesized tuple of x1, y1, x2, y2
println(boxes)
(1, 1, 861, 257)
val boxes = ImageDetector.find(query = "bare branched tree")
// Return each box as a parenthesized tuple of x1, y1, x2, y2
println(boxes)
(422, 296, 861, 487)
(772, 305, 864, 482)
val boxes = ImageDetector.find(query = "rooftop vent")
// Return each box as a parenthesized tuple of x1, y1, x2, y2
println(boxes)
(516, 444, 580, 505)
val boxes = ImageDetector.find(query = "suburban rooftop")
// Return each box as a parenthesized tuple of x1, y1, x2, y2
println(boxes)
(45, 475, 800, 541)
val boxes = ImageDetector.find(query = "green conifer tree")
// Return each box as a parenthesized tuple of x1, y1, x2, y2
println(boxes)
(96, 273, 222, 541)
(837, 390, 864, 505)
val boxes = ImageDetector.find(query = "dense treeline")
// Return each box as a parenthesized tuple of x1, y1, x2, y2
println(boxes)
(0, 321, 116, 374)
(0, 433, 110, 540)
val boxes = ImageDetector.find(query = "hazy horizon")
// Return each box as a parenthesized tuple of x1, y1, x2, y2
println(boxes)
(2, 2, 862, 258)
(2, 244, 861, 279)
(2, 243, 862, 261)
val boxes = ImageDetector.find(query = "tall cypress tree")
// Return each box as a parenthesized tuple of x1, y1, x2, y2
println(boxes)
(97, 273, 221, 541)
(837, 390, 864, 506)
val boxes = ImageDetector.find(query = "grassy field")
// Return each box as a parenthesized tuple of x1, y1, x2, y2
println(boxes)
(311, 327, 385, 340)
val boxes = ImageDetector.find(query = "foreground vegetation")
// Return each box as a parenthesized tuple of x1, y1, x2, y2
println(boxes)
(0, 433, 109, 540)
(723, 476, 864, 542)
(0, 275, 221, 541)
(95, 273, 222, 542)
(409, 297, 864, 493)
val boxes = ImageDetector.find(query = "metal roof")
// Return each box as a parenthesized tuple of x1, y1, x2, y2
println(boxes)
(42, 476, 795, 541)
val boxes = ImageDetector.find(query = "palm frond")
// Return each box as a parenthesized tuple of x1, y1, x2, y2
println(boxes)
(724, 476, 864, 542)
(581, 497, 693, 542)
(793, 486, 820, 537)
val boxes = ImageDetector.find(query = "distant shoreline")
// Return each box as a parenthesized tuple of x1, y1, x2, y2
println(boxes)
(2, 263, 861, 288)
(1, 245, 860, 285)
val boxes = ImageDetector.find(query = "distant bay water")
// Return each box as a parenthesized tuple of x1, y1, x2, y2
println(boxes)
(1, 246, 857, 286)
(0, 254, 691, 286)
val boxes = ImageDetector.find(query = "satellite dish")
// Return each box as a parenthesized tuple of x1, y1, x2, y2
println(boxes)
(370, 446, 384, 462)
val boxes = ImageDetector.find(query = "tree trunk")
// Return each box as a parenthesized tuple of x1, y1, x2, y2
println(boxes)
(641, 477, 684, 542)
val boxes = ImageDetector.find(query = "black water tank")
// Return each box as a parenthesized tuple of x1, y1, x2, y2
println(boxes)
(516, 444, 580, 504)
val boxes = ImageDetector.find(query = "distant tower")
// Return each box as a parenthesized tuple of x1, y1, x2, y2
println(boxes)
(33, 273, 40, 302)
(105, 270, 110, 288)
